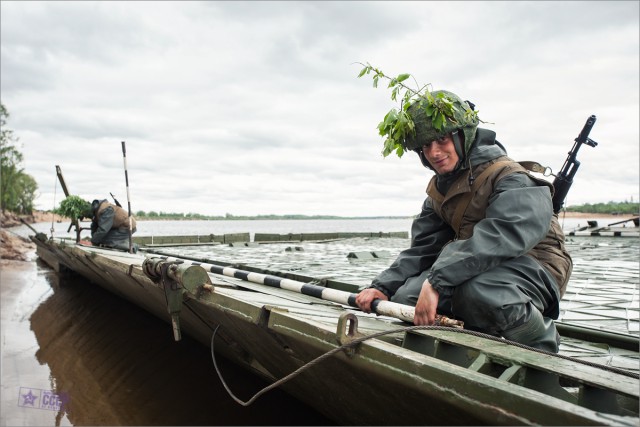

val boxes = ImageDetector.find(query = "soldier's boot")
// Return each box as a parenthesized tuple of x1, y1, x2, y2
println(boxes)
(502, 307, 560, 353)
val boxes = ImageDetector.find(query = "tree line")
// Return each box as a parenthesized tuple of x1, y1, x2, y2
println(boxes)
(133, 211, 401, 220)
(133, 202, 639, 221)
(565, 201, 639, 215)
(1, 104, 38, 214)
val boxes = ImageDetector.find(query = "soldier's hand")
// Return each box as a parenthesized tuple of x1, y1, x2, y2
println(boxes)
(414, 280, 439, 325)
(355, 288, 388, 313)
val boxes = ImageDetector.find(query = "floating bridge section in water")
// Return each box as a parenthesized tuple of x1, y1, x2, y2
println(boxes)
(566, 217, 639, 238)
(132, 231, 409, 246)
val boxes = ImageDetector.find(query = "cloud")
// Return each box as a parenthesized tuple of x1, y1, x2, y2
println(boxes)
(1, 1, 638, 217)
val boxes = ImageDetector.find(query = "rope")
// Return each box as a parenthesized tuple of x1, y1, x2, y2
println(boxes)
(4, 227, 32, 242)
(210, 323, 638, 407)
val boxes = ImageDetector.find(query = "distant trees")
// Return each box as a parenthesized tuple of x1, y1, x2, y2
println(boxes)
(129, 211, 402, 220)
(1, 104, 38, 214)
(132, 206, 639, 221)
(566, 201, 639, 215)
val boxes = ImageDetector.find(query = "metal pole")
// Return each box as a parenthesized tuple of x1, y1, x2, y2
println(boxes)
(148, 255, 463, 328)
(55, 165, 70, 197)
(51, 172, 57, 239)
(121, 141, 133, 253)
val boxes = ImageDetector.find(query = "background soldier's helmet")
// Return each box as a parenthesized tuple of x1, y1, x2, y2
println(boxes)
(91, 199, 101, 215)
(403, 90, 479, 160)
(83, 202, 94, 219)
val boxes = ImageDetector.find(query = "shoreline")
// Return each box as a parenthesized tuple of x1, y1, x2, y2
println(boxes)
(1, 211, 636, 263)
(3, 209, 636, 228)
(556, 212, 636, 219)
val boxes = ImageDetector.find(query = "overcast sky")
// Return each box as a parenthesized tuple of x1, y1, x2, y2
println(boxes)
(2, 1, 638, 217)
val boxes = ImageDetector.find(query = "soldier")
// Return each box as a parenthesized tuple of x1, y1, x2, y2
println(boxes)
(355, 90, 572, 353)
(81, 199, 137, 252)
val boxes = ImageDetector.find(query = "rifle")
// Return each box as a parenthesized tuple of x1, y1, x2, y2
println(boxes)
(110, 192, 123, 208)
(552, 115, 598, 214)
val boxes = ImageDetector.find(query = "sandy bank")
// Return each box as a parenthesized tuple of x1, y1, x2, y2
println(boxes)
(1, 211, 70, 262)
(1, 210, 69, 228)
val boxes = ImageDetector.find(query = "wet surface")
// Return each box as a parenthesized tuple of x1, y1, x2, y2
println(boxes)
(170, 236, 640, 337)
(560, 238, 640, 336)
(1, 258, 334, 426)
(2, 230, 638, 425)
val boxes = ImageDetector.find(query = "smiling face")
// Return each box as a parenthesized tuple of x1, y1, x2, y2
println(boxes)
(421, 133, 460, 175)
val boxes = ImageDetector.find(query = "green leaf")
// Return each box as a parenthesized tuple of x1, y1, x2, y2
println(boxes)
(433, 112, 444, 130)
(425, 103, 434, 116)
(382, 138, 395, 157)
(391, 87, 399, 101)
(396, 73, 410, 82)
(406, 117, 415, 133)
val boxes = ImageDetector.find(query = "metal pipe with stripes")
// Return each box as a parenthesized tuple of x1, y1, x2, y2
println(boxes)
(147, 254, 463, 328)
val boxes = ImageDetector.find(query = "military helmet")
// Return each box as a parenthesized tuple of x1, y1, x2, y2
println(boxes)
(403, 90, 479, 157)
(91, 199, 101, 215)
(83, 202, 94, 219)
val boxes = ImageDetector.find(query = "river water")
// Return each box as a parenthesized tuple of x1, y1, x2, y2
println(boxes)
(2, 217, 638, 425)
(15, 217, 416, 242)
(1, 259, 334, 426)
(10, 215, 620, 241)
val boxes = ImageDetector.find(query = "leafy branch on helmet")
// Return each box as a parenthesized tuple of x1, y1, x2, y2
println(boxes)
(57, 195, 91, 220)
(356, 62, 481, 158)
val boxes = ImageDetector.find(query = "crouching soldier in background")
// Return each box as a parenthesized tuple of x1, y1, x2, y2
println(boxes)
(82, 199, 138, 252)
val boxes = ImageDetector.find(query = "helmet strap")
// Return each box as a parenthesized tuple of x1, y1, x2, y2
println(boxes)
(452, 130, 465, 161)
(415, 149, 434, 170)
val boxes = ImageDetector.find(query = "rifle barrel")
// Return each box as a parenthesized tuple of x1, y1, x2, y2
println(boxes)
(577, 115, 597, 144)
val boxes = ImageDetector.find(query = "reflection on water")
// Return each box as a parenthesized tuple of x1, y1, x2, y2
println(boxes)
(1, 260, 71, 427)
(4, 259, 333, 426)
